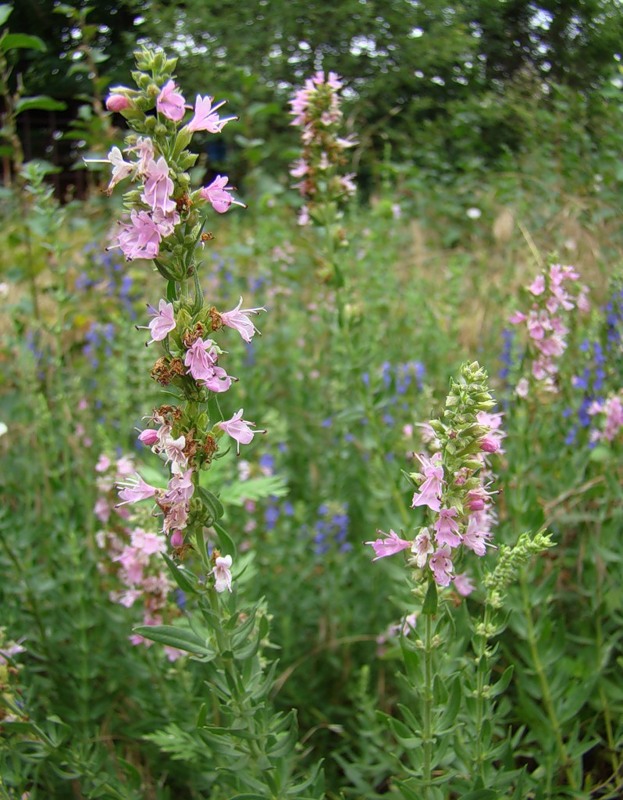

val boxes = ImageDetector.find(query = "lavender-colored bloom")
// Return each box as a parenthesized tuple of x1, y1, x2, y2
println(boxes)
(265, 504, 280, 531)
(499, 328, 515, 380)
(381, 361, 392, 388)
(258, 453, 275, 474)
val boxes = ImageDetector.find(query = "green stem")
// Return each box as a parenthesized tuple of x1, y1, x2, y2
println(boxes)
(594, 572, 619, 779)
(422, 611, 434, 798)
(520, 574, 577, 790)
(473, 603, 492, 782)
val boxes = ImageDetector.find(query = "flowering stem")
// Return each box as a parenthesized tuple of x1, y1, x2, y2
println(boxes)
(594, 570, 619, 778)
(519, 572, 577, 790)
(472, 602, 494, 782)
(422, 599, 435, 797)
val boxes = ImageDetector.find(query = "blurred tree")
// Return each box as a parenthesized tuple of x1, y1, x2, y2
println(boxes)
(4, 0, 622, 190)
(138, 0, 622, 182)
(6, 0, 143, 98)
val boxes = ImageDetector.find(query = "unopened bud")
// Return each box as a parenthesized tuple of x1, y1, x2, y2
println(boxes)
(106, 94, 131, 112)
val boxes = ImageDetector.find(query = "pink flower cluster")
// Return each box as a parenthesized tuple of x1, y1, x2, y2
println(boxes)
(99, 79, 241, 261)
(367, 412, 505, 591)
(128, 295, 265, 546)
(588, 391, 623, 443)
(289, 70, 356, 224)
(510, 264, 590, 395)
(94, 454, 183, 659)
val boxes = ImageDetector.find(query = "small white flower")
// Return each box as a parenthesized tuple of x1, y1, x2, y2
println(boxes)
(466, 207, 482, 220)
(212, 555, 233, 593)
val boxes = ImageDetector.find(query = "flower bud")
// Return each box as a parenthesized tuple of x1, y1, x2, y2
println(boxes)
(106, 94, 131, 112)
(480, 435, 500, 454)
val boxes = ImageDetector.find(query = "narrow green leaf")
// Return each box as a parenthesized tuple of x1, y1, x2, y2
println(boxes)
(162, 552, 197, 595)
(438, 675, 462, 730)
(399, 637, 421, 683)
(193, 526, 210, 568)
(422, 579, 438, 615)
(133, 624, 214, 658)
(233, 634, 260, 661)
(213, 520, 236, 557)
(196, 485, 224, 522)
(196, 703, 208, 727)
(490, 664, 514, 698)
(166, 279, 177, 302)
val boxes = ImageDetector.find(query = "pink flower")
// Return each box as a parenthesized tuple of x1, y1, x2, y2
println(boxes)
(590, 392, 623, 441)
(162, 434, 187, 468)
(106, 93, 130, 112)
(106, 146, 134, 190)
(365, 529, 412, 560)
(115, 210, 162, 261)
(340, 173, 357, 196)
(142, 157, 176, 215)
(217, 409, 264, 454)
(200, 175, 245, 213)
(183, 337, 234, 392)
(528, 274, 546, 295)
(157, 79, 186, 122)
(434, 507, 461, 548)
(143, 299, 176, 343)
(462, 515, 493, 556)
(163, 466, 194, 505)
(509, 310, 527, 325)
(411, 452, 443, 512)
(411, 527, 434, 568)
(126, 136, 154, 176)
(476, 410, 506, 454)
(95, 454, 111, 472)
(138, 428, 159, 447)
(480, 435, 500, 454)
(131, 528, 167, 556)
(516, 377, 529, 397)
(184, 337, 218, 381)
(116, 474, 159, 506)
(429, 545, 453, 587)
(212, 554, 233, 592)
(116, 457, 135, 478)
(162, 502, 189, 534)
(170, 530, 184, 548)
(115, 545, 148, 585)
(527, 311, 546, 340)
(290, 159, 308, 179)
(577, 288, 590, 313)
(187, 95, 235, 133)
(221, 297, 266, 342)
(164, 646, 185, 662)
(94, 496, 111, 524)
(466, 488, 487, 512)
(202, 365, 233, 393)
(454, 572, 475, 597)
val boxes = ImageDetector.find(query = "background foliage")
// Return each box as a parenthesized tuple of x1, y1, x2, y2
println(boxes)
(0, 2, 622, 799)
